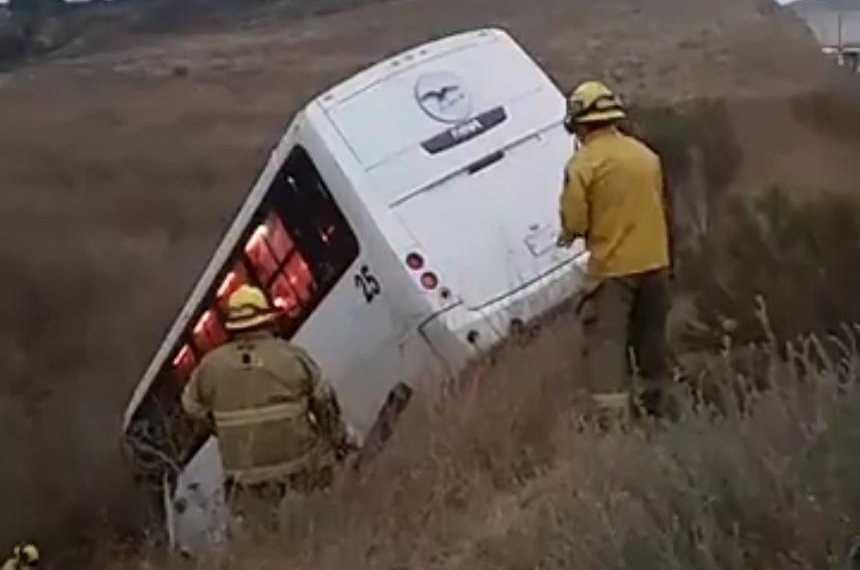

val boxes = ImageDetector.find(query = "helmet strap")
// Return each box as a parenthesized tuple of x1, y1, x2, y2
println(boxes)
(564, 109, 577, 134)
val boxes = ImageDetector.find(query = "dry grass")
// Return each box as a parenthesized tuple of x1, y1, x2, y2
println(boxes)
(98, 301, 860, 570)
(0, 81, 266, 550)
(95, 150, 860, 570)
(679, 187, 860, 350)
(792, 80, 860, 145)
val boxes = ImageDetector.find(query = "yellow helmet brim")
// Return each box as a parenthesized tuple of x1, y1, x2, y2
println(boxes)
(225, 312, 277, 331)
(575, 108, 627, 124)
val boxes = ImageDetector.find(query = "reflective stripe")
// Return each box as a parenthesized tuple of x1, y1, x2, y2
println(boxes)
(214, 401, 307, 429)
(226, 446, 335, 486)
(592, 392, 630, 410)
(229, 302, 273, 320)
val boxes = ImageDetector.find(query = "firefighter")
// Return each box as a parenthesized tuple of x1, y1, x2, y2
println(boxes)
(557, 80, 674, 426)
(2, 544, 39, 570)
(181, 284, 348, 521)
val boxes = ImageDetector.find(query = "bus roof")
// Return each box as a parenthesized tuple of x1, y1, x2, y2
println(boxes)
(314, 28, 507, 111)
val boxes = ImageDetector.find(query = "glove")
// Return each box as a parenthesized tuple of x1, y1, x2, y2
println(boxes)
(557, 231, 576, 248)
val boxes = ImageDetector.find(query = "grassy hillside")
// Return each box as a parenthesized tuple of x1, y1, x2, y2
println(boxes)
(0, 0, 859, 561)
(101, 263, 860, 569)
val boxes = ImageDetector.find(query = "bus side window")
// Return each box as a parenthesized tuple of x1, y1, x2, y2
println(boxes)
(241, 146, 360, 336)
(142, 145, 361, 471)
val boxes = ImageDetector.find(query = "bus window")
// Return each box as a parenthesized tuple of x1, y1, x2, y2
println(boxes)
(168, 145, 358, 398)
(139, 145, 360, 470)
(240, 145, 360, 336)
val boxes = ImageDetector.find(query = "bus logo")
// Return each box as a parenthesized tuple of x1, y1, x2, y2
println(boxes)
(414, 72, 473, 124)
(421, 106, 508, 155)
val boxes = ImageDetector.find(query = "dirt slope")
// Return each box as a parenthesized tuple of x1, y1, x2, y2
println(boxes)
(0, 0, 855, 553)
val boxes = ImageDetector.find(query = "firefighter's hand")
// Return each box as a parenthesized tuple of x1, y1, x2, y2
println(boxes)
(557, 231, 575, 248)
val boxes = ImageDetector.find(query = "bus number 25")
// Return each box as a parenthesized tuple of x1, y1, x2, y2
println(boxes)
(354, 265, 381, 303)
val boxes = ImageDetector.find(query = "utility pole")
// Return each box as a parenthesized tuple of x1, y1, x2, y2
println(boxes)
(837, 12, 844, 66)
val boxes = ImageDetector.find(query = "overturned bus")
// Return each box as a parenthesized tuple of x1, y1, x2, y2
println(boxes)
(121, 27, 589, 554)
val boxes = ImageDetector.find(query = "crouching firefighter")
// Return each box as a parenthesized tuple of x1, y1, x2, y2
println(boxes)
(181, 285, 351, 524)
(557, 80, 675, 427)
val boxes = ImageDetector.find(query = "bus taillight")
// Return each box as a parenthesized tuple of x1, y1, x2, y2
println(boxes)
(406, 252, 425, 271)
(420, 271, 439, 290)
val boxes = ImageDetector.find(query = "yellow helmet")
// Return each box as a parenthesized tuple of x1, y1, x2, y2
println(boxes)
(224, 284, 276, 331)
(565, 80, 627, 129)
(13, 544, 39, 567)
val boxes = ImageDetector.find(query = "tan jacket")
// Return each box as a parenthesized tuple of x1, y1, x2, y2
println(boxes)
(560, 126, 671, 278)
(2, 558, 20, 570)
(181, 331, 342, 485)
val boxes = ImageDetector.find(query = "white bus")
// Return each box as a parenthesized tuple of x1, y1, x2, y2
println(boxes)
(121, 27, 588, 553)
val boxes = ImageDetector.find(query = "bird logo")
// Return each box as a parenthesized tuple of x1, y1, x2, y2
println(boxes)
(414, 72, 472, 123)
(419, 84, 460, 104)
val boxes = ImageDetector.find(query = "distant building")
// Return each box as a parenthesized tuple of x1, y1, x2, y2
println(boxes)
(791, 0, 860, 71)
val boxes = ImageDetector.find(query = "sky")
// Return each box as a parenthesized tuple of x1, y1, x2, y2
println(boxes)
(0, 0, 805, 4)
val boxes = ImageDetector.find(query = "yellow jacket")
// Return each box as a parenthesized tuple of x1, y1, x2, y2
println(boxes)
(560, 126, 671, 278)
(181, 331, 342, 485)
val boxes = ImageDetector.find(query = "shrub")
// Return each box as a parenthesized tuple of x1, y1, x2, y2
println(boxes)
(678, 185, 860, 349)
(792, 83, 860, 145)
(629, 98, 744, 243)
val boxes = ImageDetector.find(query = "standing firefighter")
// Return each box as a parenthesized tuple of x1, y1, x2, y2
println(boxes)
(2, 544, 39, 570)
(181, 284, 348, 522)
(557, 80, 673, 426)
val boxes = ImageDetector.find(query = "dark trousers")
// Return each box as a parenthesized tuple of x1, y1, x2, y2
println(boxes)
(224, 466, 334, 530)
(578, 268, 672, 417)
